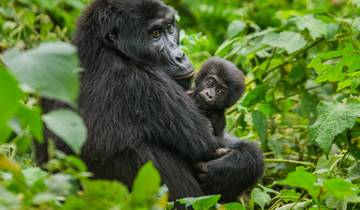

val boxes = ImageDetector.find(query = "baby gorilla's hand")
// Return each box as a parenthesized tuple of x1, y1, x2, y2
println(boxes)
(194, 147, 231, 177)
(193, 141, 264, 202)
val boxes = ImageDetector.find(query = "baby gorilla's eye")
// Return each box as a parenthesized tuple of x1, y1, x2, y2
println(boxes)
(151, 30, 161, 39)
(207, 79, 215, 87)
(216, 88, 226, 95)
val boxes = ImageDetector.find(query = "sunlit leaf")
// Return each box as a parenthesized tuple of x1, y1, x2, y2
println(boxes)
(324, 178, 360, 202)
(242, 85, 268, 107)
(132, 162, 161, 206)
(0, 68, 23, 143)
(43, 109, 87, 154)
(252, 111, 267, 145)
(262, 31, 307, 53)
(251, 188, 271, 210)
(278, 167, 320, 198)
(295, 15, 328, 39)
(178, 195, 221, 210)
(3, 42, 80, 106)
(309, 101, 360, 154)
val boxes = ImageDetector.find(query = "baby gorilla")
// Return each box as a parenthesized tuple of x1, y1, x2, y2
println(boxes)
(191, 57, 245, 139)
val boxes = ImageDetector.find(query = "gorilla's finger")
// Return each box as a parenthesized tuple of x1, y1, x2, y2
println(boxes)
(216, 148, 230, 157)
(194, 162, 208, 173)
(186, 90, 194, 97)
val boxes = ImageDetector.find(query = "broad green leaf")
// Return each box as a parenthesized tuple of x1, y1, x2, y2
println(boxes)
(252, 111, 267, 145)
(221, 202, 246, 210)
(132, 162, 161, 206)
(295, 15, 328, 39)
(250, 188, 271, 210)
(242, 85, 268, 107)
(3, 42, 79, 106)
(262, 31, 307, 54)
(16, 104, 43, 142)
(278, 167, 320, 198)
(0, 68, 23, 143)
(43, 109, 87, 154)
(309, 101, 360, 154)
(69, 180, 129, 209)
(307, 47, 360, 88)
(227, 20, 246, 38)
(0, 187, 21, 210)
(22, 167, 47, 187)
(46, 174, 76, 196)
(32, 192, 57, 205)
(178, 195, 220, 210)
(256, 58, 283, 79)
(324, 178, 360, 201)
(278, 189, 301, 202)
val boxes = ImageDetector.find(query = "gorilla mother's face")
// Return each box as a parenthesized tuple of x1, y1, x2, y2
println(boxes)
(104, 0, 194, 82)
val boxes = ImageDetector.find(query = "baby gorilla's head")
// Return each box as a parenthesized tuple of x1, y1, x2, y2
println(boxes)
(194, 57, 245, 110)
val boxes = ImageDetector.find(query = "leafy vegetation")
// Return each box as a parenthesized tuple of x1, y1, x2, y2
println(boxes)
(1, 0, 360, 209)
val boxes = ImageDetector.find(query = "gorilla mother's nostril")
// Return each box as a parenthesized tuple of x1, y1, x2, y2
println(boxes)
(176, 57, 182, 63)
(175, 52, 185, 63)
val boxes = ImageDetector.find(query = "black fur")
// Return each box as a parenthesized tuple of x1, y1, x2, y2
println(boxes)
(36, 0, 264, 203)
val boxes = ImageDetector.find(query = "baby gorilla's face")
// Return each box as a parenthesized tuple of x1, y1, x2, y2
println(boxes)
(197, 74, 228, 109)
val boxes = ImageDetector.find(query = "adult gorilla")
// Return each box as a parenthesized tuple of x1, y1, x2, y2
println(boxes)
(37, 0, 263, 201)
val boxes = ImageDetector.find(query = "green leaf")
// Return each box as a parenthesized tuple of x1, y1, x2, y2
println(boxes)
(215, 37, 239, 58)
(242, 85, 268, 107)
(278, 167, 320, 198)
(309, 101, 360, 154)
(307, 47, 360, 88)
(324, 178, 360, 201)
(278, 189, 301, 202)
(222, 202, 246, 210)
(42, 109, 87, 154)
(16, 104, 43, 142)
(227, 20, 246, 38)
(64, 180, 129, 209)
(131, 162, 161, 206)
(0, 187, 21, 210)
(295, 15, 328, 39)
(252, 111, 267, 145)
(250, 188, 271, 210)
(178, 195, 220, 210)
(3, 42, 80, 106)
(0, 68, 24, 143)
(262, 31, 307, 54)
(22, 167, 47, 188)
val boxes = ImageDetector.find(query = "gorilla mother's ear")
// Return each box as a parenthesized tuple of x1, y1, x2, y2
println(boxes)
(105, 32, 117, 47)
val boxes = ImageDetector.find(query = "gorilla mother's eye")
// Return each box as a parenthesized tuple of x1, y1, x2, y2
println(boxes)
(166, 23, 175, 33)
(207, 79, 215, 87)
(151, 30, 162, 40)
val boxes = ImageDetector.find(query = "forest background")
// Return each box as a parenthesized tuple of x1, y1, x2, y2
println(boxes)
(1, 0, 360, 209)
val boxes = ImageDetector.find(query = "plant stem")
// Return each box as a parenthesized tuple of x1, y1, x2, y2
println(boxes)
(265, 158, 315, 167)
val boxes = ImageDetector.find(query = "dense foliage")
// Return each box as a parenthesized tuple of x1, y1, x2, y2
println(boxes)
(1, 0, 360, 209)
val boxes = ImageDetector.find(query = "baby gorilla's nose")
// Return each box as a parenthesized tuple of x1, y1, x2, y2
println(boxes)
(206, 91, 214, 99)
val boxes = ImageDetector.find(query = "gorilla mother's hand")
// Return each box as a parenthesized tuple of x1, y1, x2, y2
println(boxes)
(194, 141, 264, 202)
